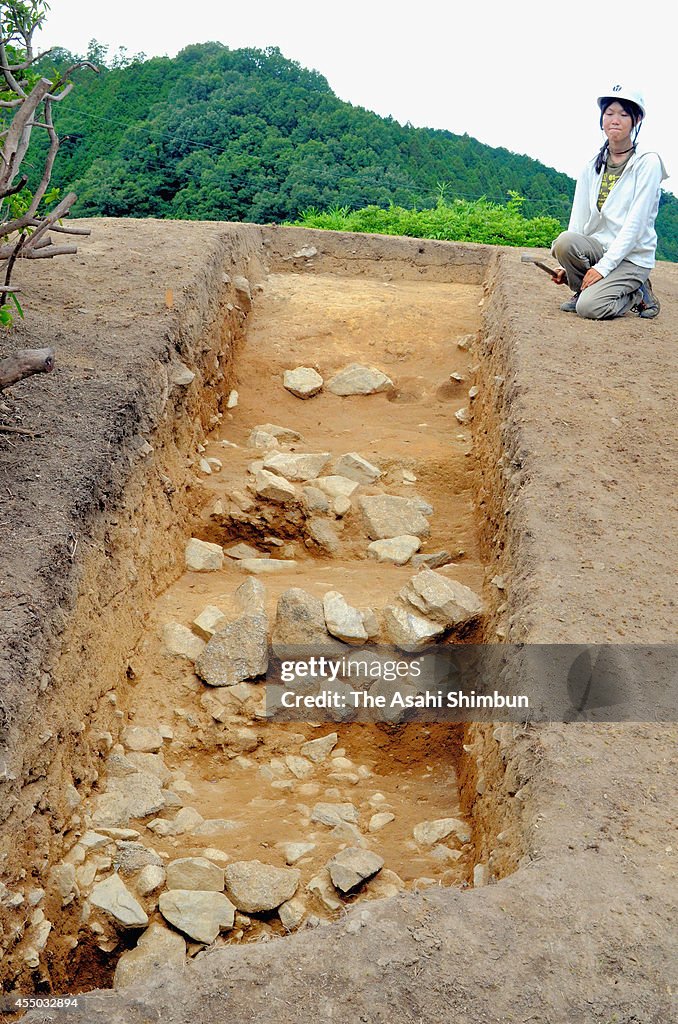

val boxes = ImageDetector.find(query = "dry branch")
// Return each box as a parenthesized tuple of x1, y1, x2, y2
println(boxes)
(0, 346, 54, 389)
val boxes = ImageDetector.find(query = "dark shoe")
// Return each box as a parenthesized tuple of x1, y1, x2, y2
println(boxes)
(635, 278, 660, 318)
(560, 291, 580, 312)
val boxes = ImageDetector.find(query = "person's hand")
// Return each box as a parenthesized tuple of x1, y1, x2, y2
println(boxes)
(581, 268, 603, 290)
(551, 268, 567, 285)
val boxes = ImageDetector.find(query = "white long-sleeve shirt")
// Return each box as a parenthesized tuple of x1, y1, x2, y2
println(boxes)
(568, 149, 668, 277)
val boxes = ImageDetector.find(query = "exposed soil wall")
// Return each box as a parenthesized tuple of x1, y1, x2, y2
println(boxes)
(0, 222, 675, 1023)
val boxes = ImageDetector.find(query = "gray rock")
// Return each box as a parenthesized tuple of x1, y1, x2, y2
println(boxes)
(246, 429, 280, 451)
(192, 818, 240, 836)
(283, 366, 323, 399)
(161, 622, 205, 660)
(121, 726, 164, 753)
(277, 842, 316, 865)
(326, 364, 393, 396)
(134, 865, 166, 897)
(307, 870, 343, 911)
(235, 576, 267, 611)
(411, 551, 453, 570)
(107, 772, 166, 820)
(123, 752, 172, 785)
(399, 569, 483, 628)
(185, 538, 224, 572)
(333, 452, 382, 484)
(159, 890, 235, 944)
(360, 607, 380, 638)
(90, 874, 148, 928)
(311, 802, 359, 827)
(223, 860, 300, 912)
(166, 857, 225, 892)
(263, 451, 331, 481)
(114, 842, 164, 876)
(192, 606, 228, 641)
(92, 792, 133, 829)
(327, 848, 384, 893)
(254, 423, 302, 443)
(413, 817, 471, 845)
(114, 922, 186, 990)
(314, 475, 359, 498)
(323, 591, 368, 644)
(367, 535, 421, 565)
(278, 897, 306, 931)
(368, 812, 395, 832)
(284, 755, 314, 779)
(301, 486, 330, 513)
(307, 518, 341, 554)
(300, 732, 338, 763)
(358, 495, 431, 540)
(383, 604, 446, 652)
(224, 542, 266, 560)
(196, 610, 269, 686)
(254, 469, 297, 502)
(237, 557, 298, 575)
(272, 589, 329, 651)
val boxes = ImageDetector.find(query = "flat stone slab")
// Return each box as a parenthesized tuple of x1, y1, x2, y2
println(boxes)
(263, 451, 331, 481)
(327, 847, 384, 893)
(254, 469, 297, 502)
(333, 452, 382, 484)
(310, 802, 359, 827)
(237, 558, 298, 575)
(159, 890, 235, 944)
(90, 874, 148, 928)
(326, 363, 394, 396)
(283, 366, 323, 398)
(314, 475, 360, 498)
(383, 603, 446, 652)
(185, 538, 224, 572)
(121, 726, 164, 753)
(254, 423, 303, 443)
(166, 857, 225, 892)
(367, 535, 421, 565)
(413, 817, 471, 845)
(358, 495, 431, 540)
(162, 622, 206, 661)
(223, 860, 301, 912)
(399, 568, 483, 628)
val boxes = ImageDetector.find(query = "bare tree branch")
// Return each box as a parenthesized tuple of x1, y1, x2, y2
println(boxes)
(0, 347, 55, 390)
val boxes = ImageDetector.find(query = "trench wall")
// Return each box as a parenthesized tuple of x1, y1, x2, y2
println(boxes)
(0, 221, 531, 985)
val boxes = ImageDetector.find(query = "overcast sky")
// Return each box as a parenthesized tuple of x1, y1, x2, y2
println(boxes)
(35, 0, 675, 198)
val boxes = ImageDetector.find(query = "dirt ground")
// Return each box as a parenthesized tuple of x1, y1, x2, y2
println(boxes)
(0, 221, 676, 1023)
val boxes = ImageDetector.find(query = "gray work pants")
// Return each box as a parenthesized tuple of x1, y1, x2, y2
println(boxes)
(551, 231, 650, 319)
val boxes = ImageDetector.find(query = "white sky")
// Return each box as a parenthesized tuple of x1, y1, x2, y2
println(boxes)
(34, 0, 675, 198)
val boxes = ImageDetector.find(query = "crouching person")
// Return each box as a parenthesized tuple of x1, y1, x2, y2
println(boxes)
(551, 84, 667, 319)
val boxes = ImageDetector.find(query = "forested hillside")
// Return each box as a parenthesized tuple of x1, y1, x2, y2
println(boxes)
(28, 42, 678, 260)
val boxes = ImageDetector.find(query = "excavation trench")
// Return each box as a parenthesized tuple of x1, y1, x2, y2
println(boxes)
(0, 228, 522, 1004)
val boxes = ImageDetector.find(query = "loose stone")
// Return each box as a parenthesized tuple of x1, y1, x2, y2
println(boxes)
(311, 802, 359, 827)
(283, 366, 324, 398)
(159, 890, 235, 944)
(162, 622, 206, 660)
(300, 732, 338, 763)
(90, 874, 148, 928)
(166, 857, 225, 892)
(121, 725, 164, 753)
(413, 817, 471, 845)
(333, 452, 382, 484)
(114, 922, 186, 990)
(327, 848, 384, 893)
(323, 591, 368, 644)
(358, 494, 431, 540)
(399, 568, 483, 628)
(263, 451, 331, 481)
(326, 363, 394, 396)
(223, 860, 300, 913)
(185, 538, 224, 572)
(367, 535, 421, 565)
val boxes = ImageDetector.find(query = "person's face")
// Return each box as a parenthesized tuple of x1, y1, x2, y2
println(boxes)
(602, 101, 635, 145)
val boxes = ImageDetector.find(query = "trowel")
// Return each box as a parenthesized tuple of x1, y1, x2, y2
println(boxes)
(520, 253, 561, 279)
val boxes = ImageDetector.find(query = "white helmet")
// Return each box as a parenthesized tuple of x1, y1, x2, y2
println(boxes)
(597, 84, 645, 119)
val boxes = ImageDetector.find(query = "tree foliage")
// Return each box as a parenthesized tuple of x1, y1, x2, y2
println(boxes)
(23, 40, 678, 261)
